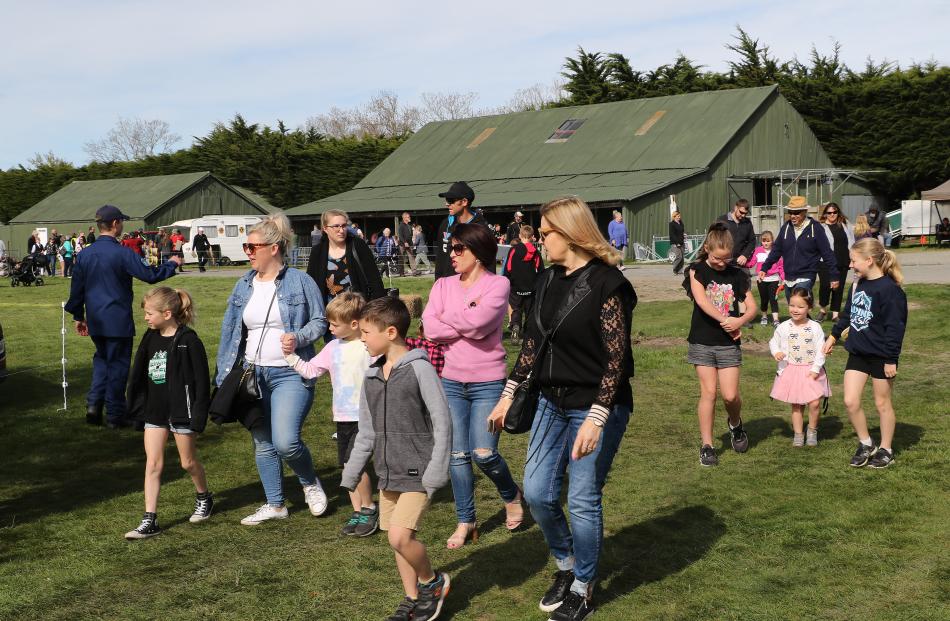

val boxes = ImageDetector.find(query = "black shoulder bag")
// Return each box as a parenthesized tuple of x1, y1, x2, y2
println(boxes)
(217, 285, 278, 405)
(503, 267, 593, 434)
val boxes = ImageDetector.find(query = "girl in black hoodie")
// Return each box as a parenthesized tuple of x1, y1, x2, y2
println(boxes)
(124, 287, 213, 539)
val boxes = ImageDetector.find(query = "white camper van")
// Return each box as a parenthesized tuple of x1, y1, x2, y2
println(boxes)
(161, 216, 263, 265)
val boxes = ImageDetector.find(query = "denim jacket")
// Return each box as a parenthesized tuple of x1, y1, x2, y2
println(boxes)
(216, 265, 327, 387)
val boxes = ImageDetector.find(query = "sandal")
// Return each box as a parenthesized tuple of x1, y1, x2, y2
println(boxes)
(446, 522, 478, 549)
(505, 489, 525, 531)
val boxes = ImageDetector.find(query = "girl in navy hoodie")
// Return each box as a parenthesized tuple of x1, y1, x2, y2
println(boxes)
(823, 239, 907, 469)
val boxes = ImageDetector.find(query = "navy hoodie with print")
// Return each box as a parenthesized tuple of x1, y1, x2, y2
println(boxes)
(831, 276, 907, 364)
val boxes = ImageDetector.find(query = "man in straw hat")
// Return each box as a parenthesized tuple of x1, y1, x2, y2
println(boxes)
(757, 196, 839, 300)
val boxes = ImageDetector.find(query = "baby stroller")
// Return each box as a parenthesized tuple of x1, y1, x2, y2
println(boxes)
(10, 254, 45, 286)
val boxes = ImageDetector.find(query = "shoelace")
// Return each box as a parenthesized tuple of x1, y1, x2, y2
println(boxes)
(135, 519, 155, 533)
(194, 498, 211, 515)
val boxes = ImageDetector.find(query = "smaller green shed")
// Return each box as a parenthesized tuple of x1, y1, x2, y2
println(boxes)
(3, 172, 268, 256)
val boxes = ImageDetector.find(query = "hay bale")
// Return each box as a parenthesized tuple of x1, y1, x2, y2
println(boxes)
(401, 294, 423, 318)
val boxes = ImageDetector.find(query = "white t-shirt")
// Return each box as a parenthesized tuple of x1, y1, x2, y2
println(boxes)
(243, 278, 287, 366)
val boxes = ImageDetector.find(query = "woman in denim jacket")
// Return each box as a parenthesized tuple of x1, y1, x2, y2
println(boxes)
(216, 214, 329, 526)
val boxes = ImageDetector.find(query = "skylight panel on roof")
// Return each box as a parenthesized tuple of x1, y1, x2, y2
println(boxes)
(546, 119, 585, 143)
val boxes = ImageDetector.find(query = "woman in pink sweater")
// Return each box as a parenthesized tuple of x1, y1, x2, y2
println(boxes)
(422, 223, 524, 549)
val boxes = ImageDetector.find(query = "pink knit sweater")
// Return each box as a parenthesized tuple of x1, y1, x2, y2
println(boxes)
(421, 272, 510, 383)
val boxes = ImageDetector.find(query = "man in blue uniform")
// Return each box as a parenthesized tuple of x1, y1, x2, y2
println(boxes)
(65, 205, 181, 427)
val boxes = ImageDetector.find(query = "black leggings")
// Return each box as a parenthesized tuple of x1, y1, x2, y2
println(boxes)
(757, 280, 780, 314)
(818, 263, 849, 312)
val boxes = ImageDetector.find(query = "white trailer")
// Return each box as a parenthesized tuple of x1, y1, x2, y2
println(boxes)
(898, 200, 943, 237)
(161, 216, 263, 265)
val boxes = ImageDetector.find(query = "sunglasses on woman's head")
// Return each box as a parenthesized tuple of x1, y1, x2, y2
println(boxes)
(450, 244, 467, 255)
(242, 242, 272, 255)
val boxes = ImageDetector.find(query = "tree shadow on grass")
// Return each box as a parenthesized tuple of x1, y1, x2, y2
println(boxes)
(437, 505, 723, 618)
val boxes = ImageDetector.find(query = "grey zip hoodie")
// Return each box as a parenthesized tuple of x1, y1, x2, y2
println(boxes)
(341, 348, 451, 497)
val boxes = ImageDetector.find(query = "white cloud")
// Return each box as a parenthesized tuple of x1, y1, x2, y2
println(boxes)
(1, 0, 946, 167)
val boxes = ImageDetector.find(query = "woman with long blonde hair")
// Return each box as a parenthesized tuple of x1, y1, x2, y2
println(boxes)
(488, 196, 636, 619)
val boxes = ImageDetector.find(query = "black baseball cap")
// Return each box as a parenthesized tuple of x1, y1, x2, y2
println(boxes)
(438, 181, 475, 204)
(95, 204, 131, 222)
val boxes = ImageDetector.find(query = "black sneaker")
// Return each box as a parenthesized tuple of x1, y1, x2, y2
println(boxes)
(341, 511, 361, 536)
(190, 492, 214, 523)
(730, 421, 749, 453)
(385, 596, 416, 621)
(352, 506, 379, 537)
(850, 442, 876, 468)
(868, 447, 895, 469)
(413, 572, 450, 621)
(549, 590, 594, 621)
(539, 570, 575, 612)
(700, 445, 718, 467)
(125, 513, 162, 540)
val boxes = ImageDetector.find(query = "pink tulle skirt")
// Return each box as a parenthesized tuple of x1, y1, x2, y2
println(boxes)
(770, 364, 831, 405)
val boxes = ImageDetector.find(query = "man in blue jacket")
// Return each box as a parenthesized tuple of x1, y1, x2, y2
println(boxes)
(758, 196, 839, 300)
(65, 205, 181, 427)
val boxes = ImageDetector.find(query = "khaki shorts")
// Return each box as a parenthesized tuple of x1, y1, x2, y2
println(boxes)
(379, 490, 429, 531)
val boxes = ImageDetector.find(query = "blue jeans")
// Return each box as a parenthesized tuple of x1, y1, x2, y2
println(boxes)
(523, 395, 631, 586)
(443, 378, 520, 523)
(250, 365, 317, 506)
(88, 336, 132, 422)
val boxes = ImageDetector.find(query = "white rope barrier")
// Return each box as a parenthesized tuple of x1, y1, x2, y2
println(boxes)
(59, 301, 68, 411)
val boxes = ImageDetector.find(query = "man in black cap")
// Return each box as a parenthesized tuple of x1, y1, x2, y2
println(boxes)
(434, 181, 489, 279)
(65, 205, 182, 427)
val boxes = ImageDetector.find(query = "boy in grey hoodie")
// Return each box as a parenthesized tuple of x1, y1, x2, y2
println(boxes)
(341, 297, 452, 621)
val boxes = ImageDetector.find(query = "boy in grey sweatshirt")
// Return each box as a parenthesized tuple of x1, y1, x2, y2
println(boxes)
(341, 297, 452, 621)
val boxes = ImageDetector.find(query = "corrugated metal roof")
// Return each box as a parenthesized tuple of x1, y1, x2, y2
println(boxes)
(287, 86, 777, 216)
(291, 168, 706, 215)
(11, 171, 211, 223)
(232, 186, 279, 213)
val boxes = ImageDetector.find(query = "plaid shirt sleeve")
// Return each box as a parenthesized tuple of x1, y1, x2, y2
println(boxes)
(406, 337, 446, 377)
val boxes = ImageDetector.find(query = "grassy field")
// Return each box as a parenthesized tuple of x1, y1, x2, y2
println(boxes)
(0, 273, 947, 621)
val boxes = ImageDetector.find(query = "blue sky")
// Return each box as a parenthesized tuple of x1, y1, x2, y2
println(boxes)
(2, 0, 946, 169)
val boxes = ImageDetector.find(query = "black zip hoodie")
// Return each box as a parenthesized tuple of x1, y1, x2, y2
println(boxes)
(127, 326, 211, 432)
(434, 210, 489, 279)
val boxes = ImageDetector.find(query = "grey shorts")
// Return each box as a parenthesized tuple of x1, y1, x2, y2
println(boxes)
(687, 343, 742, 368)
(144, 422, 194, 435)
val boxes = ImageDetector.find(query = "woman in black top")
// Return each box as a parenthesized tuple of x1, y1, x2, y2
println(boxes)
(488, 196, 636, 620)
(818, 203, 855, 322)
(306, 209, 386, 314)
(669, 211, 686, 275)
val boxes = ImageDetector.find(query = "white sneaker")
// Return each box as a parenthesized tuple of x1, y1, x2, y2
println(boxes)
(240, 503, 288, 525)
(303, 483, 328, 516)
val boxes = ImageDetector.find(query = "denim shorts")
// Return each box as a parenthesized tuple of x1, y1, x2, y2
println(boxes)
(687, 342, 742, 368)
(144, 422, 194, 435)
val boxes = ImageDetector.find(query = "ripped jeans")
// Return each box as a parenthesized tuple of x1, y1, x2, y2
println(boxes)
(442, 378, 521, 523)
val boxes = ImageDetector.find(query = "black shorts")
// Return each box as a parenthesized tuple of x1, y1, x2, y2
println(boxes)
(336, 421, 360, 467)
(845, 353, 893, 380)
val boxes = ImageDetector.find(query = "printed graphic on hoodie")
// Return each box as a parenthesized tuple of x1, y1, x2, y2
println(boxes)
(706, 282, 735, 316)
(147, 350, 168, 385)
(851, 290, 873, 332)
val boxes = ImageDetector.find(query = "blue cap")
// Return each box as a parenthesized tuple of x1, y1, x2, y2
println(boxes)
(95, 204, 130, 222)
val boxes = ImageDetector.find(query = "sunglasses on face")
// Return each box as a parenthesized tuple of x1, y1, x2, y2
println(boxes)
(450, 244, 467, 255)
(445, 198, 461, 206)
(538, 228, 557, 241)
(825, 210, 839, 215)
(242, 242, 272, 255)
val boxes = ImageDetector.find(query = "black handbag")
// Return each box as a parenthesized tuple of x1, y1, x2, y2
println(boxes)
(503, 267, 595, 434)
(219, 286, 278, 404)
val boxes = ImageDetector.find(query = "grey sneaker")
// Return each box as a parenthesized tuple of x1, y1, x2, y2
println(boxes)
(792, 432, 805, 447)
(413, 572, 450, 621)
(730, 421, 749, 453)
(760, 316, 769, 326)
(849, 442, 876, 468)
(352, 506, 379, 537)
(868, 447, 895, 468)
(341, 511, 361, 536)
(806, 427, 819, 447)
(700, 445, 718, 467)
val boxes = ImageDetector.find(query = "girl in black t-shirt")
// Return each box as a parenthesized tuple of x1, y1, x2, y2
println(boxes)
(124, 287, 213, 540)
(686, 223, 758, 467)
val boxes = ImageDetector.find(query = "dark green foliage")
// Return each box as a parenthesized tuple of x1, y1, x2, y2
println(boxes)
(557, 27, 950, 203)
(0, 116, 404, 223)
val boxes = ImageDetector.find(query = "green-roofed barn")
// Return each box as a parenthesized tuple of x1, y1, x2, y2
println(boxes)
(4, 172, 269, 255)
(286, 85, 879, 249)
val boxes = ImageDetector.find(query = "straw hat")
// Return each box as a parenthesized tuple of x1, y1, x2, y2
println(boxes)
(785, 196, 809, 211)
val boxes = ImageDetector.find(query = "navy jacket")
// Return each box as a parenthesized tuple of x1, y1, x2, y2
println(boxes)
(761, 218, 839, 282)
(65, 235, 178, 337)
(831, 276, 907, 364)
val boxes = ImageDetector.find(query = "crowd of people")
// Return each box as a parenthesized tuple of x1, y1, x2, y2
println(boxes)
(59, 182, 909, 621)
